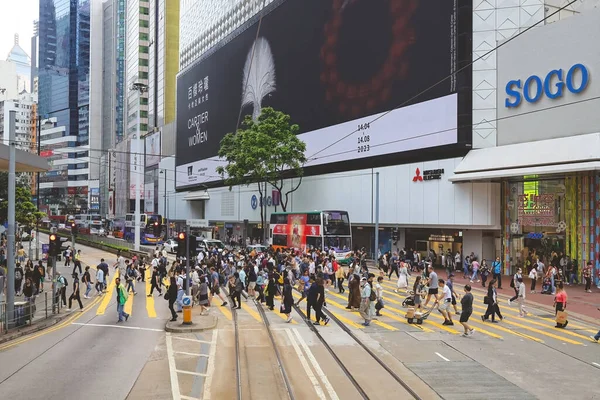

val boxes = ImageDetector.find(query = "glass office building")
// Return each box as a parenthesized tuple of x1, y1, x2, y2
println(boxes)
(38, 0, 92, 212)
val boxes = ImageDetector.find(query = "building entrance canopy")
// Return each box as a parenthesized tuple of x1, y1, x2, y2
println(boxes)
(450, 132, 600, 183)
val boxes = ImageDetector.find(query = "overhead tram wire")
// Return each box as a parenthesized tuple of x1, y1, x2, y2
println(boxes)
(304, 0, 580, 162)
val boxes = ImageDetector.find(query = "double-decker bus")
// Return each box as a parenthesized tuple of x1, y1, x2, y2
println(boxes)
(269, 210, 352, 259)
(122, 213, 165, 245)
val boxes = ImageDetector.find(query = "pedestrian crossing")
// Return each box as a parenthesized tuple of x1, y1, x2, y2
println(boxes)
(92, 270, 599, 347)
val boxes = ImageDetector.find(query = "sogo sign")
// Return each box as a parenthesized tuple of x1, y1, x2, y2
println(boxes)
(505, 63, 590, 108)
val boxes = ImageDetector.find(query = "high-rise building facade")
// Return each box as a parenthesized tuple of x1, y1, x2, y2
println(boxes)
(38, 0, 101, 214)
(6, 34, 31, 94)
(30, 21, 39, 94)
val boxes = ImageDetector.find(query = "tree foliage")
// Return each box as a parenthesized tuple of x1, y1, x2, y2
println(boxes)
(0, 186, 45, 226)
(216, 107, 307, 212)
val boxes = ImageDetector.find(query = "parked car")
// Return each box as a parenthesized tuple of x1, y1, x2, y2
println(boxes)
(197, 239, 225, 253)
(164, 239, 178, 254)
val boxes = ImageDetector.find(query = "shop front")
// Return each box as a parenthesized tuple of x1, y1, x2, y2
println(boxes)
(452, 9, 600, 279)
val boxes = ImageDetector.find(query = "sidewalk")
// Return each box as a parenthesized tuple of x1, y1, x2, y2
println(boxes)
(444, 270, 600, 322)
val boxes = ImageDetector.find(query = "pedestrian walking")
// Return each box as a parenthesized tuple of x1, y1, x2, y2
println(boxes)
(148, 266, 162, 296)
(508, 267, 523, 305)
(359, 277, 373, 326)
(335, 262, 346, 294)
(125, 261, 137, 295)
(554, 282, 568, 328)
(55, 271, 67, 307)
(197, 275, 210, 315)
(281, 278, 294, 323)
(395, 261, 409, 292)
(447, 274, 460, 315)
(82, 266, 92, 298)
(166, 276, 178, 321)
(435, 279, 454, 325)
(589, 308, 600, 343)
(209, 267, 228, 306)
(67, 272, 84, 312)
(413, 276, 423, 311)
(470, 257, 480, 283)
(73, 249, 82, 275)
(115, 277, 129, 323)
(482, 279, 503, 323)
(375, 275, 384, 317)
(423, 265, 439, 308)
(583, 261, 593, 293)
(312, 276, 329, 326)
(64, 246, 71, 267)
(529, 266, 538, 293)
(459, 284, 474, 336)
(480, 259, 490, 287)
(492, 257, 502, 289)
(516, 277, 527, 317)
(14, 262, 23, 296)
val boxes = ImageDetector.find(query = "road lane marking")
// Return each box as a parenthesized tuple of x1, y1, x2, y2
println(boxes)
(501, 319, 583, 345)
(203, 330, 218, 400)
(70, 322, 162, 332)
(285, 328, 327, 400)
(0, 295, 102, 352)
(172, 336, 211, 344)
(435, 352, 450, 361)
(293, 291, 364, 329)
(212, 295, 232, 320)
(166, 333, 181, 400)
(124, 290, 134, 316)
(174, 351, 208, 357)
(176, 369, 207, 377)
(145, 270, 157, 318)
(292, 328, 340, 400)
(240, 302, 262, 322)
(96, 273, 117, 315)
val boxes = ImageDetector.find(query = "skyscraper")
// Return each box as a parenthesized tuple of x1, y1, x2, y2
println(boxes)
(38, 0, 101, 215)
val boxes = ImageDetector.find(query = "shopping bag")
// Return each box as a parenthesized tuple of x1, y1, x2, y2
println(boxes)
(555, 311, 568, 325)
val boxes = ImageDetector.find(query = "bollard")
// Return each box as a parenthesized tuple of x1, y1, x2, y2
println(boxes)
(182, 295, 192, 325)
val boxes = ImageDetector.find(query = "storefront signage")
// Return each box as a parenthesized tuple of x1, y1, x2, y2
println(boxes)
(518, 193, 557, 226)
(428, 234, 455, 242)
(505, 63, 589, 108)
(251, 194, 276, 210)
(413, 168, 444, 182)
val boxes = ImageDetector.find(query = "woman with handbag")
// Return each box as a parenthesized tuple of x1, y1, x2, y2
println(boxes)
(481, 279, 502, 323)
(554, 282, 568, 328)
(281, 278, 294, 323)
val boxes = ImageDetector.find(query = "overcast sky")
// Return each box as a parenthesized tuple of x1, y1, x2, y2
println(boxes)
(0, 0, 38, 61)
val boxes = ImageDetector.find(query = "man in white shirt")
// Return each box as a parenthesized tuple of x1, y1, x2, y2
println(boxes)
(113, 251, 126, 279)
(435, 279, 454, 326)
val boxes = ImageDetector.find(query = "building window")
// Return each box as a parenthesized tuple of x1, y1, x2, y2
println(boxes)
(139, 46, 149, 54)
(140, 110, 148, 118)
(139, 58, 148, 66)
(139, 19, 149, 28)
(139, 71, 148, 79)
(140, 6, 149, 15)
(139, 32, 149, 41)
(140, 97, 148, 105)
(140, 123, 148, 132)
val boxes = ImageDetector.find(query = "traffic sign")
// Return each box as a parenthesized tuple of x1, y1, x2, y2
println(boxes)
(186, 219, 208, 228)
(182, 295, 192, 306)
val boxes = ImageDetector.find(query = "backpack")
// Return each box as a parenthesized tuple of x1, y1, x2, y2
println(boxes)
(15, 269, 22, 280)
(368, 283, 376, 301)
(61, 276, 68, 287)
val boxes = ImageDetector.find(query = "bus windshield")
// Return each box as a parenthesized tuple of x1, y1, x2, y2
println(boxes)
(324, 236, 352, 251)
(323, 211, 350, 236)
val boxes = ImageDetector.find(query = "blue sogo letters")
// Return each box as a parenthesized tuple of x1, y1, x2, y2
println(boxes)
(505, 63, 589, 108)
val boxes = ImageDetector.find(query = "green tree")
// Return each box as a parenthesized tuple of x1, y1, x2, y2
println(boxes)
(216, 108, 307, 237)
(0, 186, 45, 226)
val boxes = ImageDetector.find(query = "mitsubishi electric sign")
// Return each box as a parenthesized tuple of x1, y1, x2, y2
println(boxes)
(497, 8, 600, 146)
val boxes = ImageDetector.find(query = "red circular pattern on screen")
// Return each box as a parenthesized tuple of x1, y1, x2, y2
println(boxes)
(320, 0, 417, 117)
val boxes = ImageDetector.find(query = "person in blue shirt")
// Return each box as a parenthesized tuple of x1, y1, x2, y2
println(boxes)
(492, 257, 503, 289)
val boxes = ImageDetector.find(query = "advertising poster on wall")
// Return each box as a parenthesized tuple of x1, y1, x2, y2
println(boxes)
(129, 137, 145, 199)
(145, 131, 161, 167)
(89, 188, 100, 211)
(176, 0, 467, 189)
(144, 183, 155, 213)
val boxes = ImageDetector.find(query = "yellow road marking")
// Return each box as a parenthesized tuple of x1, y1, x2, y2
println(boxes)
(0, 296, 102, 352)
(379, 310, 434, 332)
(501, 319, 582, 345)
(272, 300, 298, 324)
(213, 298, 232, 321)
(96, 273, 117, 315)
(292, 292, 363, 329)
(145, 270, 157, 318)
(240, 302, 262, 323)
(124, 291, 134, 316)
(324, 291, 399, 330)
(472, 320, 543, 342)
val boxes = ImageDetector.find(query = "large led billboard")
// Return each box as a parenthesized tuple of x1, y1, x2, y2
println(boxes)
(176, 0, 469, 189)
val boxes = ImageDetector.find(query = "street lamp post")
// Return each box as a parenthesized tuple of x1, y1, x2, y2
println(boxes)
(130, 82, 148, 252)
(160, 169, 169, 239)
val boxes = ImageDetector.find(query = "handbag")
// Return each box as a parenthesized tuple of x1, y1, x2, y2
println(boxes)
(164, 292, 170, 301)
(483, 295, 490, 305)
(280, 303, 286, 313)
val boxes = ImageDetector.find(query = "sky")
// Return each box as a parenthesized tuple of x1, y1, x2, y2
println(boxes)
(0, 0, 38, 61)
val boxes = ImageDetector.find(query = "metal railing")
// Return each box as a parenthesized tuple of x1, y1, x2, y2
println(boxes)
(0, 291, 56, 334)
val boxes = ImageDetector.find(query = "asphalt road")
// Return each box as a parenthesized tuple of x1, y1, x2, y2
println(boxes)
(0, 233, 172, 400)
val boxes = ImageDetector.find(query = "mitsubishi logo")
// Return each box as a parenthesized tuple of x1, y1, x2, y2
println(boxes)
(413, 168, 423, 182)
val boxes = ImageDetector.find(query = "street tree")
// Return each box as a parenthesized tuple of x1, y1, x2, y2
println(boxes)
(216, 107, 307, 237)
(0, 186, 45, 226)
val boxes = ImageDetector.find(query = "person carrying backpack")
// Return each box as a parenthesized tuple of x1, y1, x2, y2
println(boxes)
(492, 257, 503, 289)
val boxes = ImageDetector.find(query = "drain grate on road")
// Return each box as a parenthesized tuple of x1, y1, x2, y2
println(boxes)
(405, 361, 536, 400)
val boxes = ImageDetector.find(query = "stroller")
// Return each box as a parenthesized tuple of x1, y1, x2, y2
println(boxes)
(540, 277, 553, 294)
(402, 291, 416, 307)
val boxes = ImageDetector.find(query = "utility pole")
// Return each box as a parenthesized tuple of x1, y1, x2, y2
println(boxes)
(130, 83, 148, 252)
(36, 115, 41, 261)
(6, 110, 16, 327)
(374, 172, 380, 261)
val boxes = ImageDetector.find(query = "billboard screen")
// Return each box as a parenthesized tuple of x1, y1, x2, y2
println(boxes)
(176, 0, 463, 189)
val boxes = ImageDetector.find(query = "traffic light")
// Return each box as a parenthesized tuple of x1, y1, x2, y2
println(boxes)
(71, 222, 77, 235)
(177, 232, 187, 258)
(188, 234, 197, 258)
(153, 221, 161, 237)
(49, 234, 59, 257)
